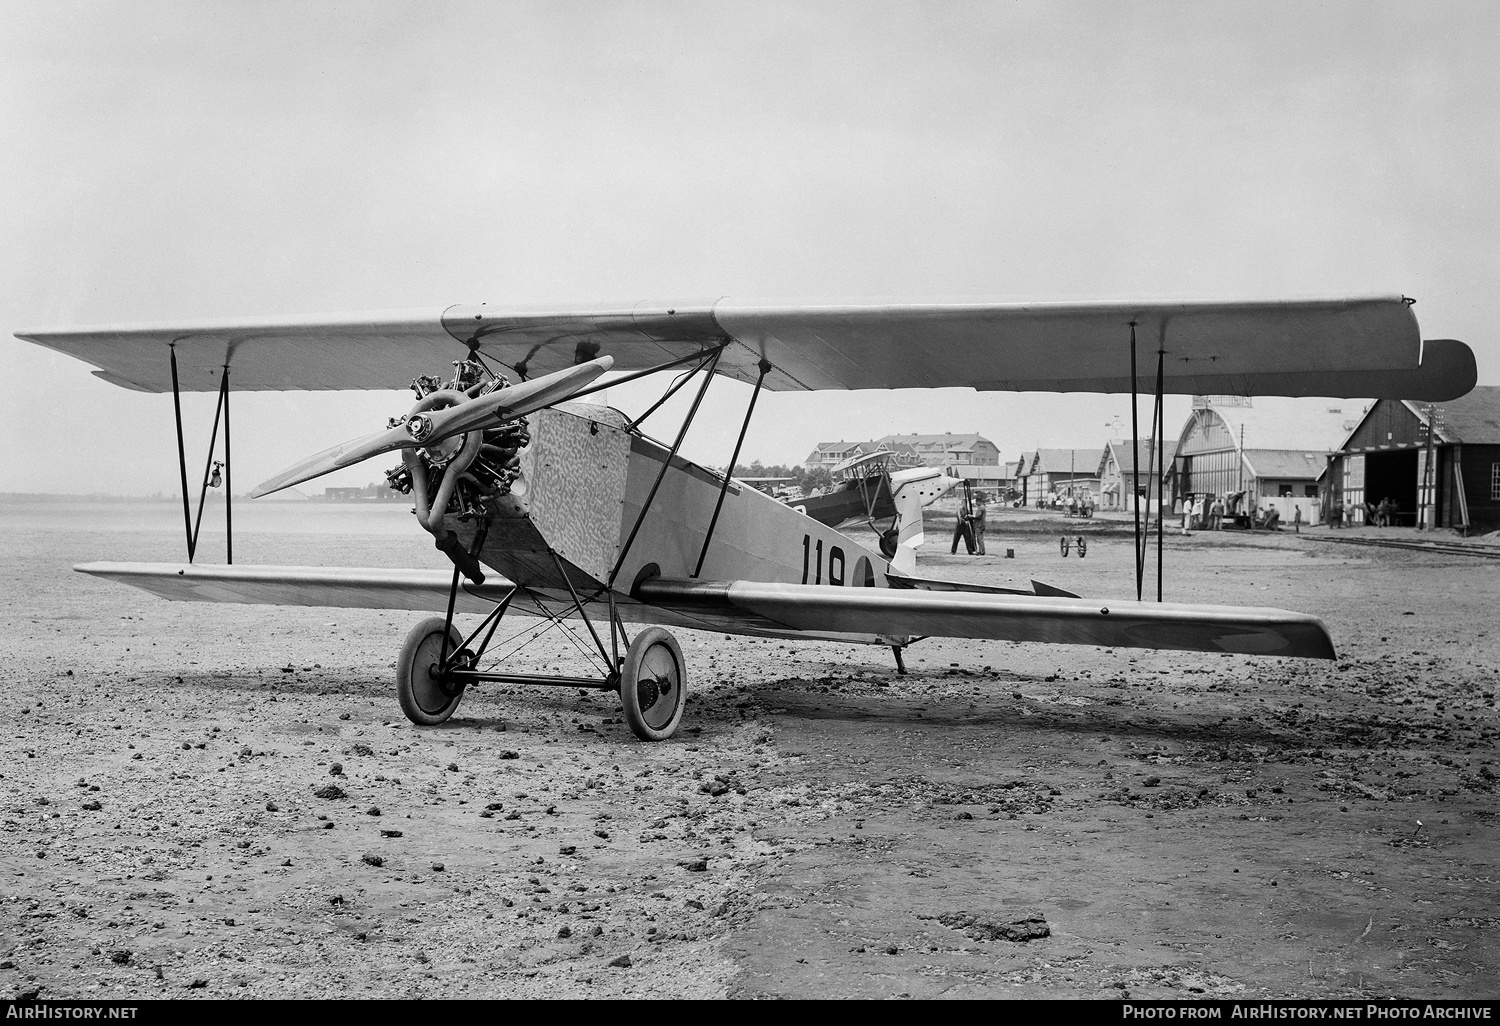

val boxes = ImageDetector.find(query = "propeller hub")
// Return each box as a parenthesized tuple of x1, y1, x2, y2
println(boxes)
(418, 433, 466, 467)
(406, 413, 434, 442)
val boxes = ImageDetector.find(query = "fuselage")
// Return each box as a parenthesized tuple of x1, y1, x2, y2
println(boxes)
(446, 402, 901, 642)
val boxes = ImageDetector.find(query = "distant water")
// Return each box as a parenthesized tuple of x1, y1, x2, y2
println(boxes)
(0, 494, 415, 535)
(0, 494, 434, 570)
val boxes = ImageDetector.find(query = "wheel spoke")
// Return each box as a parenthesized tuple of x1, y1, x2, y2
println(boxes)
(414, 632, 455, 713)
(642, 647, 677, 686)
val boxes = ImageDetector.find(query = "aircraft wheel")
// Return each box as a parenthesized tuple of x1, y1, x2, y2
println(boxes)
(879, 527, 899, 559)
(1077, 536, 1088, 558)
(1059, 535, 1070, 557)
(619, 627, 686, 742)
(396, 617, 466, 726)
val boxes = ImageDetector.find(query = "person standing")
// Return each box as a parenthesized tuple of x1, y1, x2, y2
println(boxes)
(950, 496, 974, 554)
(1293, 504, 1302, 534)
(971, 492, 988, 555)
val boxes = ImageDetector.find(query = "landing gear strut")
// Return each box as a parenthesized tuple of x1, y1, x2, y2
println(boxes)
(393, 577, 689, 742)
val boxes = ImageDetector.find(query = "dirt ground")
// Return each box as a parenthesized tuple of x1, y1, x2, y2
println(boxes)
(1, 496, 1497, 1000)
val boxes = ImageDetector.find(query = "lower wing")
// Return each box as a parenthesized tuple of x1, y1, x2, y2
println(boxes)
(77, 562, 1334, 659)
(636, 578, 1335, 659)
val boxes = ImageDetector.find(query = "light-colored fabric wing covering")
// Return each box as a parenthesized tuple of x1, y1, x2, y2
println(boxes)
(75, 562, 500, 615)
(17, 296, 1476, 400)
(75, 563, 1334, 658)
(637, 579, 1336, 659)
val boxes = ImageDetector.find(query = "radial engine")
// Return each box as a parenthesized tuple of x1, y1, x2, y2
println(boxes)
(381, 356, 531, 579)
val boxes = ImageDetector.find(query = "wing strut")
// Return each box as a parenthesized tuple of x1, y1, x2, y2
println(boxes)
(693, 358, 772, 578)
(1127, 325, 1167, 601)
(169, 346, 233, 564)
(606, 347, 724, 589)
(1154, 343, 1166, 602)
(1129, 323, 1142, 599)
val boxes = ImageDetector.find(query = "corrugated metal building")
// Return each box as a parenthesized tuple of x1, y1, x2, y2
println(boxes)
(1171, 396, 1365, 524)
(1327, 385, 1500, 533)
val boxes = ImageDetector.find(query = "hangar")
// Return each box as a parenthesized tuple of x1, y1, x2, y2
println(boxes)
(1170, 396, 1362, 525)
(1328, 385, 1500, 534)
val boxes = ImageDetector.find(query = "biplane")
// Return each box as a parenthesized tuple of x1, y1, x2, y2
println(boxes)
(16, 297, 1477, 741)
(788, 450, 960, 562)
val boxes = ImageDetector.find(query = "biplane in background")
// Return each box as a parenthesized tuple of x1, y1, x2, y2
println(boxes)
(16, 296, 1477, 740)
(790, 450, 962, 562)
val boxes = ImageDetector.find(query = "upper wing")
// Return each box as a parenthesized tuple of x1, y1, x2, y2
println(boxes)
(17, 295, 1475, 400)
(637, 578, 1336, 659)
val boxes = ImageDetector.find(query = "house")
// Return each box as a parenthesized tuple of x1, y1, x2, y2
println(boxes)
(1098, 438, 1177, 514)
(1326, 385, 1500, 533)
(802, 439, 925, 473)
(322, 482, 406, 502)
(1017, 448, 1105, 506)
(1012, 453, 1035, 503)
(802, 440, 869, 472)
(874, 432, 1001, 468)
(803, 433, 995, 473)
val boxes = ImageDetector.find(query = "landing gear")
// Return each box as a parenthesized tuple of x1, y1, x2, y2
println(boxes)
(396, 617, 468, 725)
(619, 627, 686, 742)
(1059, 535, 1070, 556)
(1076, 536, 1087, 558)
(879, 526, 900, 558)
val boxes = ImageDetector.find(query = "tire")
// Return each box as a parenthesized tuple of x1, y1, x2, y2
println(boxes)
(1077, 536, 1087, 558)
(1059, 535, 1070, 557)
(396, 617, 466, 726)
(879, 527, 899, 559)
(619, 627, 686, 742)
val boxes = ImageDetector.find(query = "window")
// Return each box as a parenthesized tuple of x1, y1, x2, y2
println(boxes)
(1304, 485, 1318, 497)
(1278, 485, 1293, 497)
(1492, 463, 1500, 500)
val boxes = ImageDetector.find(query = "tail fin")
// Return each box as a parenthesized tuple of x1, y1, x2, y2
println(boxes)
(887, 468, 962, 574)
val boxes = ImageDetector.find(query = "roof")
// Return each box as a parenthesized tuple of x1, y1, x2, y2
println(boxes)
(16, 296, 1475, 399)
(1406, 385, 1500, 445)
(805, 439, 924, 466)
(876, 433, 996, 455)
(1103, 438, 1178, 474)
(1242, 448, 1329, 480)
(1185, 396, 1367, 454)
(1031, 448, 1106, 476)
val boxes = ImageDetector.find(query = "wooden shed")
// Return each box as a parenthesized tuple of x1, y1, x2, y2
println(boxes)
(1327, 385, 1500, 533)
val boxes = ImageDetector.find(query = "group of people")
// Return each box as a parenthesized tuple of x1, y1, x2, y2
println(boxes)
(950, 490, 989, 555)
(1184, 493, 1304, 532)
(1043, 491, 1093, 516)
(1326, 496, 1398, 528)
(1365, 497, 1400, 527)
(1182, 495, 1229, 531)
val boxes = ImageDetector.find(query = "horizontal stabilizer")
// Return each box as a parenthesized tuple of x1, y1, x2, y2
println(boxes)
(636, 579, 1336, 659)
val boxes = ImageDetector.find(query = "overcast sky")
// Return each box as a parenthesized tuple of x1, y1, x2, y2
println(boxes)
(3, 0, 1496, 496)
